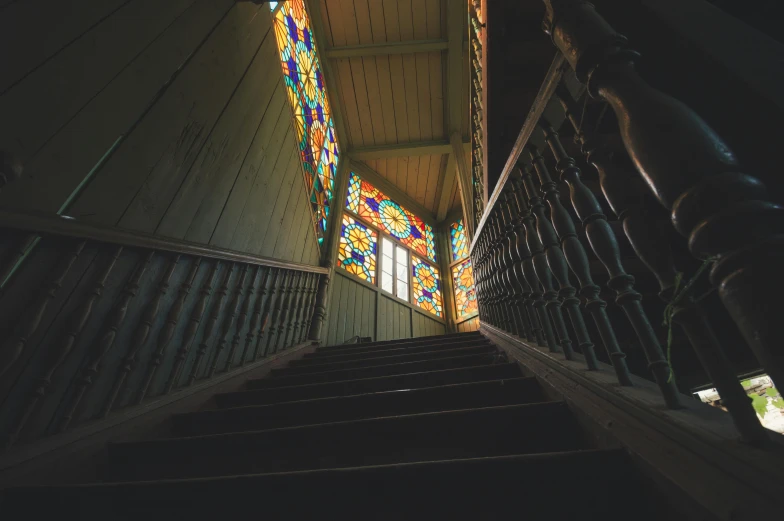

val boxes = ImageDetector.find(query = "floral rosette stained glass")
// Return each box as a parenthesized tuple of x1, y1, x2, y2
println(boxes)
(337, 215, 377, 284)
(346, 172, 436, 262)
(273, 0, 339, 246)
(450, 219, 469, 261)
(412, 257, 443, 317)
(452, 259, 478, 318)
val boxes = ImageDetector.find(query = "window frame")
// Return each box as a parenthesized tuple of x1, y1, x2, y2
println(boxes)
(340, 200, 443, 317)
(448, 219, 479, 321)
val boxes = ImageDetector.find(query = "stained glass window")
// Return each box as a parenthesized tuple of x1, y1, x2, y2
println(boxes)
(337, 214, 377, 284)
(450, 219, 469, 261)
(452, 259, 478, 318)
(346, 172, 436, 262)
(272, 0, 339, 246)
(412, 256, 443, 317)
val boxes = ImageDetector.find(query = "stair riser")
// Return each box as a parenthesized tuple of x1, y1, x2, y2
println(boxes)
(301, 339, 492, 362)
(217, 363, 523, 407)
(276, 345, 498, 375)
(249, 354, 506, 388)
(173, 377, 544, 436)
(109, 404, 585, 480)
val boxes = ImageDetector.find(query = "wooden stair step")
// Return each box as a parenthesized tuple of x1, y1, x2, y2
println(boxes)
(107, 402, 584, 481)
(318, 332, 482, 352)
(302, 337, 492, 361)
(215, 363, 523, 407)
(172, 377, 544, 436)
(2, 450, 661, 521)
(248, 353, 507, 388)
(275, 344, 498, 375)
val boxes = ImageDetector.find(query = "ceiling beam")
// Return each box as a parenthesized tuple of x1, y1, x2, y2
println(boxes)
(348, 140, 455, 160)
(325, 39, 448, 59)
(348, 160, 438, 227)
(437, 152, 457, 222)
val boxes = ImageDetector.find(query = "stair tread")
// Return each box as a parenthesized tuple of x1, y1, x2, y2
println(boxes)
(292, 343, 495, 369)
(274, 344, 498, 375)
(217, 362, 523, 407)
(108, 402, 583, 480)
(298, 342, 495, 367)
(320, 332, 482, 351)
(306, 337, 490, 360)
(4, 450, 658, 521)
(173, 377, 544, 435)
(249, 352, 505, 388)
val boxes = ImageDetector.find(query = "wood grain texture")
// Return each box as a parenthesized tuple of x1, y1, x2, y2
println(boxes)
(1, 1, 320, 267)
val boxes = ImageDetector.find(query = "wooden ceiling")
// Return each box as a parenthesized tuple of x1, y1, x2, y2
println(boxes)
(312, 0, 471, 221)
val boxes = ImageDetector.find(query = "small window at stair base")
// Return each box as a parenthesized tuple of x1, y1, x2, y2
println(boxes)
(412, 256, 443, 317)
(337, 215, 377, 284)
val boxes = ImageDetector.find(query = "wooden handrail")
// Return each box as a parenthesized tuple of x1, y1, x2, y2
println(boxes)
(469, 54, 566, 254)
(0, 208, 329, 275)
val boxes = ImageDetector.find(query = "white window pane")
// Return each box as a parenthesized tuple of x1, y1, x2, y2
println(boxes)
(396, 246, 407, 263)
(383, 238, 394, 255)
(397, 282, 408, 301)
(381, 272, 393, 294)
(396, 262, 408, 282)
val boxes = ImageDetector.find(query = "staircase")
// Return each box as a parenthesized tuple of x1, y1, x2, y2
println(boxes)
(1, 332, 673, 519)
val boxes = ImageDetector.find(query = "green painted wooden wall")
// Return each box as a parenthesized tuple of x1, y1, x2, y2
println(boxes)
(0, 0, 320, 266)
(322, 272, 447, 346)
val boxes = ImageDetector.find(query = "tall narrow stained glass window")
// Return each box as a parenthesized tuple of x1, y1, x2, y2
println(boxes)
(412, 257, 443, 317)
(450, 220, 469, 261)
(337, 215, 377, 284)
(452, 259, 478, 318)
(346, 172, 436, 262)
(272, 0, 339, 246)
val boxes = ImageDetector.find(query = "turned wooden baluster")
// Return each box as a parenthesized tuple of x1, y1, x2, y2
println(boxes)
(543, 125, 679, 406)
(102, 255, 179, 416)
(555, 91, 767, 439)
(544, 0, 784, 389)
(507, 183, 555, 348)
(207, 264, 248, 378)
(58, 251, 154, 431)
(498, 195, 533, 339)
(0, 241, 85, 376)
(188, 264, 233, 385)
(136, 258, 201, 402)
(274, 271, 298, 352)
(292, 273, 313, 345)
(255, 268, 280, 358)
(241, 267, 270, 366)
(484, 215, 503, 328)
(224, 265, 259, 371)
(512, 173, 568, 354)
(286, 272, 308, 347)
(521, 165, 587, 362)
(529, 145, 632, 384)
(165, 261, 220, 392)
(307, 265, 330, 342)
(5, 246, 122, 447)
(490, 213, 512, 331)
(265, 270, 291, 355)
(501, 191, 540, 343)
(301, 273, 319, 343)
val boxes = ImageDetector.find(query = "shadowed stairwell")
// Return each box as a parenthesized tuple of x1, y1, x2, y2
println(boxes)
(1, 332, 671, 519)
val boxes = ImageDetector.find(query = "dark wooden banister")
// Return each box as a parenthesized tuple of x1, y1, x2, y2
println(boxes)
(0, 208, 329, 275)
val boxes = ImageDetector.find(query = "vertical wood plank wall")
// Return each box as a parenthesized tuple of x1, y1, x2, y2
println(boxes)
(456, 316, 480, 333)
(0, 0, 320, 266)
(322, 272, 446, 346)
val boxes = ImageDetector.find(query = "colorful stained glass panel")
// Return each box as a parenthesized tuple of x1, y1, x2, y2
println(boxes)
(450, 219, 469, 261)
(273, 0, 338, 246)
(337, 215, 377, 284)
(346, 172, 436, 262)
(412, 257, 443, 317)
(452, 259, 478, 318)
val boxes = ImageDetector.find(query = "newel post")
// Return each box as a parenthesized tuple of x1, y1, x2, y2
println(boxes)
(542, 0, 784, 387)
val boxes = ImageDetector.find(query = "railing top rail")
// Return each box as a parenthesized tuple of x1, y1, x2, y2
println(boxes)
(469, 53, 566, 254)
(0, 208, 329, 275)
